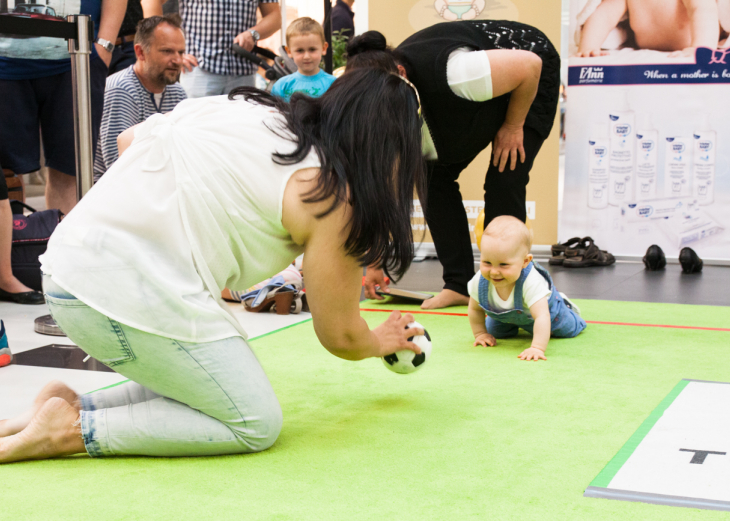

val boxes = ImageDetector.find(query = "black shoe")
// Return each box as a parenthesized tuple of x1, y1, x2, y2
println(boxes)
(679, 247, 703, 274)
(0, 287, 45, 305)
(643, 245, 666, 271)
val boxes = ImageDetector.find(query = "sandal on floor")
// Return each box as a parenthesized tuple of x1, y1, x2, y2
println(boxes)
(562, 239, 615, 267)
(549, 237, 582, 265)
(563, 236, 594, 259)
(241, 275, 303, 315)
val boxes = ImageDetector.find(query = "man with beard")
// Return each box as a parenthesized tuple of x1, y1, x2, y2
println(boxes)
(94, 15, 187, 182)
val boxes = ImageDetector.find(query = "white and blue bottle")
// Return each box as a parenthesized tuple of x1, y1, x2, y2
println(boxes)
(635, 114, 658, 201)
(608, 90, 635, 205)
(587, 123, 610, 209)
(664, 129, 692, 198)
(692, 113, 716, 205)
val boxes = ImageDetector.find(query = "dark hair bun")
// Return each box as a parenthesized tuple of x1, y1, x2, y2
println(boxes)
(346, 31, 389, 57)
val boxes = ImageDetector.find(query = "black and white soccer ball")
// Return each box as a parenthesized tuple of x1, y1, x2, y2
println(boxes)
(382, 321, 432, 374)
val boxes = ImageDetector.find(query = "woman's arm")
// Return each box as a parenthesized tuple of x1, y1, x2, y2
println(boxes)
(282, 169, 424, 361)
(485, 49, 542, 172)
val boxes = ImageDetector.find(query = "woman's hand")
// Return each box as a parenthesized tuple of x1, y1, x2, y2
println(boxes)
(372, 311, 424, 358)
(492, 122, 525, 173)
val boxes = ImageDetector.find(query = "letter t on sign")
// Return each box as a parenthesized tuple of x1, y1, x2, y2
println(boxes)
(679, 449, 727, 464)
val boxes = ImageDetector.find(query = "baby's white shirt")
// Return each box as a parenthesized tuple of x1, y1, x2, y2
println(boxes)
(467, 269, 552, 317)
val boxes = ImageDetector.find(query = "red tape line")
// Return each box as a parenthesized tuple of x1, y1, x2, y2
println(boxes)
(359, 308, 730, 332)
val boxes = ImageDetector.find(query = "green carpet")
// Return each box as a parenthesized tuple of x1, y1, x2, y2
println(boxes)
(4, 299, 730, 521)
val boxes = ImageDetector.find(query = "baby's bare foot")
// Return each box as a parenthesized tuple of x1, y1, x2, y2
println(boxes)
(421, 289, 469, 310)
(0, 381, 80, 438)
(0, 397, 84, 463)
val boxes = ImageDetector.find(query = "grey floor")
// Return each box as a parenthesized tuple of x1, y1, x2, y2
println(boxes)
(396, 258, 730, 307)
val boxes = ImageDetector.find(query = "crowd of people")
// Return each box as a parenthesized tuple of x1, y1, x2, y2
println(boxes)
(0, 2, 569, 464)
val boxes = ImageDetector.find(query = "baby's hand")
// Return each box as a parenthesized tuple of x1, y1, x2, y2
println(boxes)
(574, 49, 610, 57)
(474, 333, 496, 348)
(518, 346, 547, 361)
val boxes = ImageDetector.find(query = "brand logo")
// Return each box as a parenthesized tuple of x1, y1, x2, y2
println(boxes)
(696, 140, 713, 152)
(579, 67, 604, 82)
(640, 140, 655, 152)
(593, 146, 608, 157)
(12, 218, 27, 231)
(613, 124, 631, 137)
(671, 143, 685, 153)
(637, 205, 653, 217)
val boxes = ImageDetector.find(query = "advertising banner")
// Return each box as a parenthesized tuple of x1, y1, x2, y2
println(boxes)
(562, 0, 730, 260)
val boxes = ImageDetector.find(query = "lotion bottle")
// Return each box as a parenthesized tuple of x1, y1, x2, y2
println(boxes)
(635, 114, 658, 201)
(664, 127, 692, 198)
(588, 123, 610, 209)
(692, 113, 716, 205)
(608, 89, 635, 205)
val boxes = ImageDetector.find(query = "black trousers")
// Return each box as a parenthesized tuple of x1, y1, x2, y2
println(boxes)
(423, 126, 545, 296)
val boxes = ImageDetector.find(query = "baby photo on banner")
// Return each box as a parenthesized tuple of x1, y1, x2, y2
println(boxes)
(561, 0, 730, 260)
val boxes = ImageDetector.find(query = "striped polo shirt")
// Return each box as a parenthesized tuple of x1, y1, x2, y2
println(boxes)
(94, 66, 187, 181)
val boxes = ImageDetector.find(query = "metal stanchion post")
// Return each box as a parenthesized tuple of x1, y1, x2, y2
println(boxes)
(35, 15, 94, 337)
(68, 14, 95, 200)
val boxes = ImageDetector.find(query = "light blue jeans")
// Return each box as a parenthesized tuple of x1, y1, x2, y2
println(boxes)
(179, 67, 256, 98)
(43, 275, 282, 457)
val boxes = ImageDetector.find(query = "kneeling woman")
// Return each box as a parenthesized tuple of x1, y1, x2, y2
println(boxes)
(0, 69, 426, 462)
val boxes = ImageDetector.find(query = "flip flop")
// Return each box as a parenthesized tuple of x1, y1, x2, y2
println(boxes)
(549, 237, 582, 265)
(562, 239, 615, 267)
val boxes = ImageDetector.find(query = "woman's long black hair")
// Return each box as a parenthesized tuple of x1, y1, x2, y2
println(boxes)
(228, 67, 425, 281)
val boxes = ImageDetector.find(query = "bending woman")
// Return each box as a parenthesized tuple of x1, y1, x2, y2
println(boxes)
(0, 68, 426, 463)
(351, 21, 560, 310)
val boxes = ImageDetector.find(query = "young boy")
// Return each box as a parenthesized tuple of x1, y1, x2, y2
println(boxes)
(271, 17, 336, 101)
(468, 216, 586, 361)
(577, 0, 724, 57)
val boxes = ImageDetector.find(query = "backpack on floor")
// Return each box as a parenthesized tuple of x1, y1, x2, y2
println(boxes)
(10, 201, 63, 292)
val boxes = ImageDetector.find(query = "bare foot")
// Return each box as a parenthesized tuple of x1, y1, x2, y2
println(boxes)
(0, 397, 85, 463)
(0, 380, 80, 438)
(421, 289, 469, 310)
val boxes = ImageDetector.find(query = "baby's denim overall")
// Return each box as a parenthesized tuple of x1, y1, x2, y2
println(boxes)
(477, 262, 586, 338)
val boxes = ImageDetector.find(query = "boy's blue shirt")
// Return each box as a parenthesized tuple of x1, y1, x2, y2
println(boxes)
(271, 70, 336, 101)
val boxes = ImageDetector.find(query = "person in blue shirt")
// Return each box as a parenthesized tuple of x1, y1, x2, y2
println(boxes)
(271, 17, 336, 101)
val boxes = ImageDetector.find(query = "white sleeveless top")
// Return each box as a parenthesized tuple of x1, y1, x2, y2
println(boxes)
(41, 96, 321, 342)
